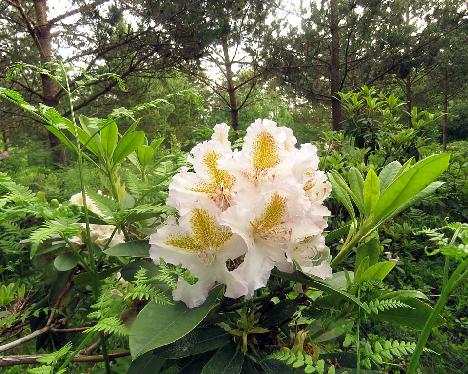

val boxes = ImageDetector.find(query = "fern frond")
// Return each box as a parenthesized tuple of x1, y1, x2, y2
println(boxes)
(363, 299, 412, 315)
(155, 259, 198, 290)
(86, 316, 128, 337)
(28, 218, 80, 255)
(124, 268, 172, 304)
(362, 339, 436, 367)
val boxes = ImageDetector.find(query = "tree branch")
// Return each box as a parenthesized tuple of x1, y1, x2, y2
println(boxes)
(47, 0, 108, 26)
(0, 351, 130, 367)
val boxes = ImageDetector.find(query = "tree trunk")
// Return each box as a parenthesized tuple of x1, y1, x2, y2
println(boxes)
(442, 68, 448, 149)
(33, 0, 66, 165)
(405, 73, 412, 127)
(221, 36, 239, 131)
(329, 0, 342, 131)
(0, 124, 9, 160)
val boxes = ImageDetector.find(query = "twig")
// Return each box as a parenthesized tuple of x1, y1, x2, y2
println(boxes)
(79, 338, 102, 355)
(0, 326, 51, 353)
(0, 351, 130, 367)
(50, 326, 89, 333)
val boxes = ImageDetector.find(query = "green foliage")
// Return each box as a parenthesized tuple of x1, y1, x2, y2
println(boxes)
(363, 299, 412, 315)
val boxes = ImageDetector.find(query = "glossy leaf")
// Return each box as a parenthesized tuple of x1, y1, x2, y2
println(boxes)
(261, 300, 298, 327)
(128, 352, 165, 374)
(201, 343, 244, 374)
(129, 285, 223, 358)
(153, 326, 230, 359)
(54, 253, 79, 272)
(104, 240, 150, 258)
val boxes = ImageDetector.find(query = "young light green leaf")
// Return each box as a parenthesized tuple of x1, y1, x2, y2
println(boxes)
(100, 120, 118, 159)
(355, 238, 380, 271)
(360, 261, 395, 282)
(328, 172, 355, 219)
(379, 161, 402, 192)
(355, 256, 370, 283)
(363, 169, 380, 216)
(137, 145, 155, 167)
(347, 167, 365, 214)
(112, 131, 145, 166)
(371, 153, 450, 225)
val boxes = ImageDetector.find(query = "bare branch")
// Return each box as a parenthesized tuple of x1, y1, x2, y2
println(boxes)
(0, 351, 130, 367)
(47, 0, 108, 26)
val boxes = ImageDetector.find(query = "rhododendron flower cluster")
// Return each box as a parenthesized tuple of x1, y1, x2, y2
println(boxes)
(150, 119, 332, 308)
(69, 192, 125, 248)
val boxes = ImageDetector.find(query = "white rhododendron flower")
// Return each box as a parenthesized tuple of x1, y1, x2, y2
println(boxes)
(167, 123, 235, 214)
(149, 202, 248, 308)
(69, 191, 104, 216)
(69, 191, 124, 248)
(150, 119, 332, 307)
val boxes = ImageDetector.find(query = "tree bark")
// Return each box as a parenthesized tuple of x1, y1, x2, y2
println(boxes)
(442, 68, 448, 149)
(221, 36, 239, 131)
(405, 72, 412, 127)
(0, 124, 9, 159)
(33, 0, 66, 165)
(329, 0, 342, 131)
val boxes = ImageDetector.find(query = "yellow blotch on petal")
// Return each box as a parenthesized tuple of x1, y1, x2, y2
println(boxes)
(191, 151, 235, 195)
(251, 193, 287, 236)
(252, 131, 280, 170)
(166, 208, 232, 253)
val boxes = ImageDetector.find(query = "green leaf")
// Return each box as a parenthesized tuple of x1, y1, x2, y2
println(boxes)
(363, 169, 380, 216)
(360, 261, 395, 282)
(129, 285, 223, 358)
(328, 172, 355, 219)
(325, 224, 350, 245)
(54, 253, 79, 272)
(137, 145, 155, 167)
(323, 271, 354, 290)
(104, 240, 149, 258)
(373, 298, 442, 330)
(378, 290, 429, 301)
(261, 300, 298, 327)
(128, 352, 165, 374)
(201, 344, 244, 374)
(355, 239, 380, 270)
(112, 130, 145, 165)
(272, 270, 365, 309)
(150, 137, 164, 150)
(153, 326, 230, 359)
(100, 120, 118, 159)
(308, 319, 353, 343)
(401, 181, 444, 211)
(372, 154, 450, 225)
(355, 256, 370, 283)
(347, 167, 365, 214)
(378, 161, 402, 192)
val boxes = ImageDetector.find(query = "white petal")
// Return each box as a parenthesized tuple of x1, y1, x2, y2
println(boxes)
(172, 276, 215, 308)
